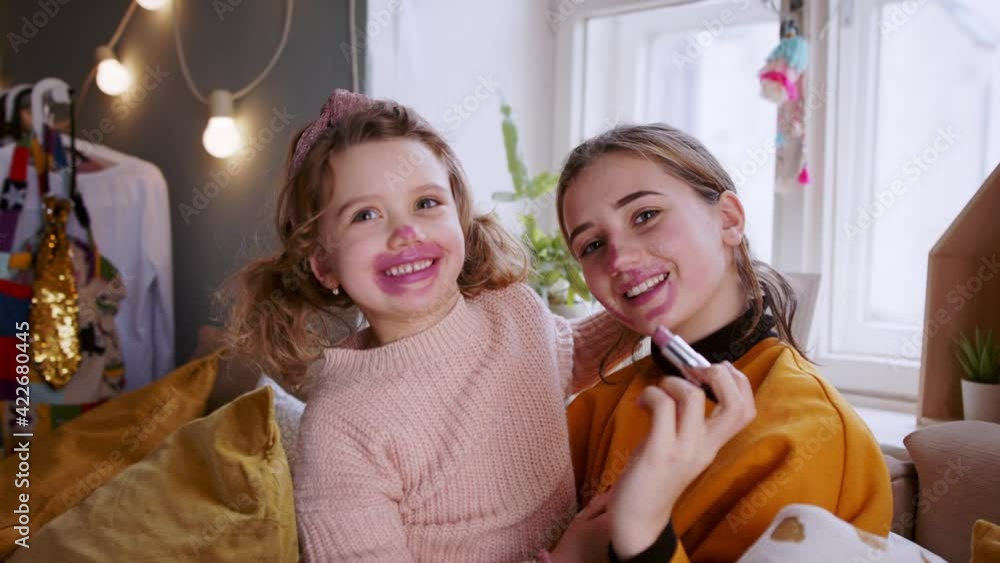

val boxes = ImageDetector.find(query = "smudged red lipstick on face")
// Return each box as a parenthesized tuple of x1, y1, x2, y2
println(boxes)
(394, 225, 418, 240)
(373, 242, 445, 295)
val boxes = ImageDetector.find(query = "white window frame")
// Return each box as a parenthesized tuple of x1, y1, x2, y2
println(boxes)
(573, 0, 779, 138)
(552, 0, 707, 164)
(813, 0, 926, 403)
(552, 0, 923, 405)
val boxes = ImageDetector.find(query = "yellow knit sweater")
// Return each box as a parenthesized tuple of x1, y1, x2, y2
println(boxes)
(568, 337, 892, 562)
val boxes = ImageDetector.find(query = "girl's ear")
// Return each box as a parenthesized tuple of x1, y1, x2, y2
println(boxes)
(718, 191, 746, 247)
(308, 250, 339, 291)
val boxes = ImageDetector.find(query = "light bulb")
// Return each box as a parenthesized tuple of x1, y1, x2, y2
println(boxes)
(202, 117, 241, 158)
(95, 46, 131, 96)
(136, 0, 169, 10)
(202, 90, 242, 158)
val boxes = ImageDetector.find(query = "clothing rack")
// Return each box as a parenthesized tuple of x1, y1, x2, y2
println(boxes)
(0, 78, 176, 393)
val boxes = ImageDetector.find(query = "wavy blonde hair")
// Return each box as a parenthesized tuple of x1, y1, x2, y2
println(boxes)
(224, 100, 530, 386)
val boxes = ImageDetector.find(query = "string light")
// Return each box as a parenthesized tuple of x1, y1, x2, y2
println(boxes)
(94, 46, 131, 96)
(83, 0, 320, 158)
(175, 0, 294, 157)
(136, 0, 169, 10)
(202, 90, 242, 158)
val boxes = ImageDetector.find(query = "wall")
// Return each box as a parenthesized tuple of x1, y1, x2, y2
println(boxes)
(1, 0, 364, 375)
(365, 0, 558, 228)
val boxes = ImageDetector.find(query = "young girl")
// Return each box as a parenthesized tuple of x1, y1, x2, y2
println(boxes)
(227, 91, 752, 562)
(556, 124, 894, 562)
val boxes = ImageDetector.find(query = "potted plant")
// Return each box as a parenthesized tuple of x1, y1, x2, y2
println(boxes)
(492, 101, 592, 318)
(954, 328, 1000, 422)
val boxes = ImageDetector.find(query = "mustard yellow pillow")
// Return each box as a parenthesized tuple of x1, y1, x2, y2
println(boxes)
(972, 520, 1000, 563)
(0, 352, 219, 558)
(8, 386, 298, 562)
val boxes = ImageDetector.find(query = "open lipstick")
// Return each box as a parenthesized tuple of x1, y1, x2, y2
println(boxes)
(652, 325, 717, 402)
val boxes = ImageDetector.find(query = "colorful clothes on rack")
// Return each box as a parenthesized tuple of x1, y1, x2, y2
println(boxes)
(0, 138, 30, 215)
(0, 139, 174, 392)
(0, 126, 126, 458)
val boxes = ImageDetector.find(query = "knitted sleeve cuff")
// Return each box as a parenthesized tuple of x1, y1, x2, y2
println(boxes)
(567, 311, 637, 393)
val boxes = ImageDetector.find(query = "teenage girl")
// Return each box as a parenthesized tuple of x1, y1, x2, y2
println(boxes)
(556, 124, 893, 561)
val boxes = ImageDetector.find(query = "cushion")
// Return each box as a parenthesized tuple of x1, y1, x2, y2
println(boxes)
(971, 520, 1000, 563)
(256, 373, 305, 474)
(738, 503, 946, 563)
(885, 454, 917, 539)
(904, 420, 1000, 563)
(0, 352, 219, 558)
(8, 386, 298, 562)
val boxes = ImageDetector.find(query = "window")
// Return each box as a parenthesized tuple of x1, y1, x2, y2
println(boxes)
(820, 0, 1000, 399)
(554, 0, 1000, 403)
(578, 0, 780, 260)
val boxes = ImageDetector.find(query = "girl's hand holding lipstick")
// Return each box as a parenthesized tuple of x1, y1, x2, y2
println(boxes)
(608, 347, 757, 559)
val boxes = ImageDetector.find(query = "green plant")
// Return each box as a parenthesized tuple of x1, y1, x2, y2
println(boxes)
(492, 101, 591, 305)
(954, 328, 1000, 384)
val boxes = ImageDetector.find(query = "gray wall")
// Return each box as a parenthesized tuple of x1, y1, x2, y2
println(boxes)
(2, 0, 364, 367)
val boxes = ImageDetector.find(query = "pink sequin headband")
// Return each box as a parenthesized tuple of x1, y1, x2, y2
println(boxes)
(288, 89, 374, 176)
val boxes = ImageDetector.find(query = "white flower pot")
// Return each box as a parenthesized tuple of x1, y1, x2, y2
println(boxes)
(550, 302, 592, 319)
(961, 379, 1000, 423)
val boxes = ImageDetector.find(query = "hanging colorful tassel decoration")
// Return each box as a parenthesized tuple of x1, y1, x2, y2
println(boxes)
(762, 19, 812, 188)
(759, 21, 809, 105)
(797, 165, 810, 185)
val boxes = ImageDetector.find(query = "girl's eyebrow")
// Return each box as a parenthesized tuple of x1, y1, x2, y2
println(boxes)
(568, 222, 594, 248)
(336, 183, 448, 218)
(568, 189, 662, 246)
(413, 182, 449, 195)
(614, 190, 660, 209)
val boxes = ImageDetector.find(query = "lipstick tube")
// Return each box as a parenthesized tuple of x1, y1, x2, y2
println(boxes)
(653, 326, 717, 402)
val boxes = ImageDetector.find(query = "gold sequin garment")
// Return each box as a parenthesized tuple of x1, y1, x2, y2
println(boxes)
(29, 195, 81, 388)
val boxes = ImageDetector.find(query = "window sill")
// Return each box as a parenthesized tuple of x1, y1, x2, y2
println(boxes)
(852, 406, 919, 458)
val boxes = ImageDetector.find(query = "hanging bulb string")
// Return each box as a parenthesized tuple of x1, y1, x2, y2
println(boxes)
(108, 1, 141, 50)
(76, 0, 140, 115)
(173, 0, 295, 105)
(349, 0, 360, 93)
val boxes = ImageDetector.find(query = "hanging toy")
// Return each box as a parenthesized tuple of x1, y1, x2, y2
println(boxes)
(759, 20, 809, 104)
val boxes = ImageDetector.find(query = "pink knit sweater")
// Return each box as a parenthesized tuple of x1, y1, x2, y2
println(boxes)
(295, 283, 630, 562)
